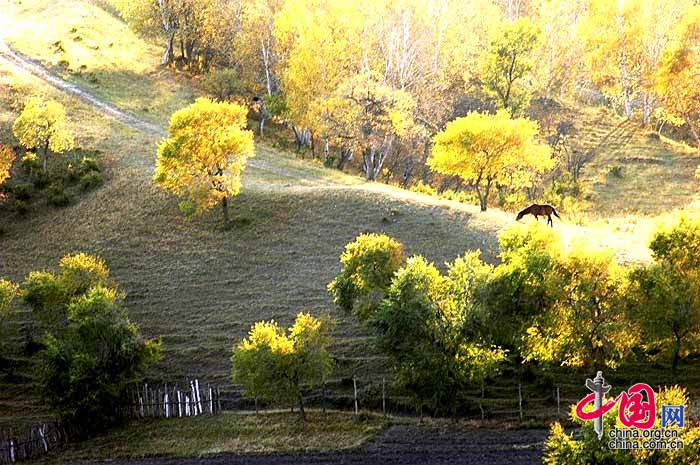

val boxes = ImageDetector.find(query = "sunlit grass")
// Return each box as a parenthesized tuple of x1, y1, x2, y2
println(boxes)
(34, 411, 387, 463)
(2, 0, 195, 122)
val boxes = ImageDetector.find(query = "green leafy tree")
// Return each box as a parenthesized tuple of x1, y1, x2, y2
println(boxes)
(231, 312, 334, 420)
(12, 96, 74, 172)
(373, 256, 506, 415)
(0, 279, 20, 365)
(630, 214, 700, 371)
(328, 233, 405, 323)
(480, 223, 561, 349)
(38, 285, 162, 430)
(23, 253, 112, 335)
(478, 18, 541, 114)
(428, 110, 553, 211)
(154, 98, 255, 224)
(523, 246, 636, 370)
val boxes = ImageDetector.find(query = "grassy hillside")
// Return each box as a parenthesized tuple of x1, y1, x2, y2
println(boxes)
(2, 0, 700, 430)
(569, 106, 700, 215)
(1, 0, 195, 123)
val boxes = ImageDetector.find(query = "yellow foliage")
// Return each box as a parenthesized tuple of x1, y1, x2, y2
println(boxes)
(154, 98, 255, 217)
(429, 110, 552, 210)
(12, 96, 74, 169)
(0, 145, 14, 185)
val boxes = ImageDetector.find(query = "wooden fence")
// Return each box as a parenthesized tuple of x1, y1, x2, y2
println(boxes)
(125, 379, 222, 419)
(0, 422, 72, 464)
(1, 379, 220, 464)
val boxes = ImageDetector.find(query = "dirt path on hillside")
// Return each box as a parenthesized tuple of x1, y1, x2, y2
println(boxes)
(0, 41, 164, 135)
(93, 426, 547, 465)
(0, 41, 351, 187)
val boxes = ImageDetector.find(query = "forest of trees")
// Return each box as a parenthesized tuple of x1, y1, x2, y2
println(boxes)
(113, 0, 700, 209)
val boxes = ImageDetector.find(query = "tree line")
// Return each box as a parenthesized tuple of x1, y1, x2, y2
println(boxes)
(113, 0, 700, 207)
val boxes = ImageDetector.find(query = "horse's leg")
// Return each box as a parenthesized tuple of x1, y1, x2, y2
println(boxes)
(547, 215, 553, 227)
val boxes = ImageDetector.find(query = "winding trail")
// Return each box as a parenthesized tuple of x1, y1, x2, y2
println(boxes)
(0, 40, 164, 135)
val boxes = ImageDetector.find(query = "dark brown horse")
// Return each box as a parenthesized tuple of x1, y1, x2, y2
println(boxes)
(516, 204, 560, 227)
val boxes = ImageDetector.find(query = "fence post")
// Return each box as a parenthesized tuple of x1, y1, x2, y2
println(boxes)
(209, 385, 214, 414)
(556, 387, 561, 419)
(217, 386, 222, 413)
(322, 380, 327, 414)
(518, 383, 523, 421)
(164, 385, 169, 418)
(195, 379, 203, 415)
(382, 378, 386, 416)
(353, 376, 358, 415)
(480, 380, 485, 421)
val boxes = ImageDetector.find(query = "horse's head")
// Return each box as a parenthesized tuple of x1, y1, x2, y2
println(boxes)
(515, 211, 524, 221)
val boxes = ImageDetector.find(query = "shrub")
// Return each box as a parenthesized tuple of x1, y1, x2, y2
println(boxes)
(0, 279, 20, 364)
(327, 233, 405, 322)
(10, 182, 33, 201)
(20, 152, 41, 175)
(232, 312, 333, 421)
(440, 188, 480, 205)
(47, 183, 71, 207)
(64, 162, 81, 184)
(544, 172, 583, 206)
(32, 170, 51, 190)
(0, 145, 14, 186)
(79, 171, 103, 191)
(37, 286, 161, 430)
(23, 271, 67, 334)
(609, 165, 624, 179)
(23, 253, 111, 334)
(9, 199, 29, 215)
(409, 180, 438, 196)
(58, 252, 110, 295)
(78, 156, 101, 175)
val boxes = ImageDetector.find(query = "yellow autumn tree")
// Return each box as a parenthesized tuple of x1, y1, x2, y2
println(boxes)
(655, 5, 700, 145)
(428, 110, 553, 211)
(0, 145, 14, 186)
(154, 98, 255, 224)
(12, 96, 74, 172)
(581, 0, 692, 123)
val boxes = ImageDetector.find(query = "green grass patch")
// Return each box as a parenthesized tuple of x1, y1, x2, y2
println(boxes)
(36, 411, 387, 463)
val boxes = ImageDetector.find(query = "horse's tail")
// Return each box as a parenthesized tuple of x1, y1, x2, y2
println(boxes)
(552, 207, 560, 218)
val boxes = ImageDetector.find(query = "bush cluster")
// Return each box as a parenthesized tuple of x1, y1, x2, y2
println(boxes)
(0, 139, 103, 214)
(328, 214, 700, 415)
(3, 253, 161, 432)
